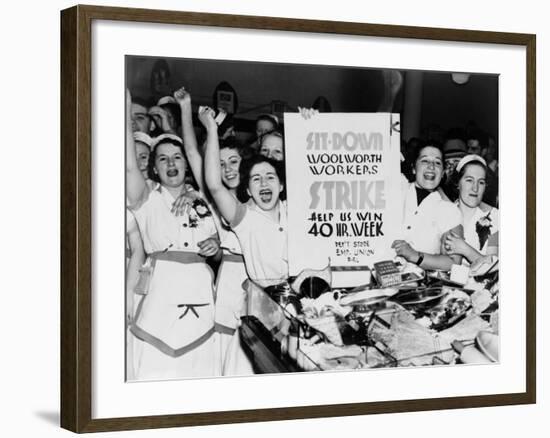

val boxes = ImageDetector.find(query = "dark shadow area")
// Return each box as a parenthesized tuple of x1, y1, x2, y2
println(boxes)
(34, 410, 59, 427)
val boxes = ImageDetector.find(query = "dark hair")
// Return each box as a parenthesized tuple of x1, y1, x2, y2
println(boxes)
(147, 137, 187, 182)
(217, 112, 234, 138)
(131, 96, 152, 110)
(312, 96, 332, 113)
(406, 140, 445, 184)
(445, 127, 466, 142)
(402, 137, 423, 181)
(256, 114, 278, 130)
(220, 137, 246, 157)
(159, 102, 182, 130)
(237, 155, 286, 203)
(411, 139, 443, 163)
(465, 127, 488, 147)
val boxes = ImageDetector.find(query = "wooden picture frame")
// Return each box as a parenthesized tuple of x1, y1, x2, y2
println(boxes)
(60, 4, 536, 433)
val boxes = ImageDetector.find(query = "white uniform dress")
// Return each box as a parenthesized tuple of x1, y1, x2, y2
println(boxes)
(230, 200, 289, 287)
(129, 184, 218, 380)
(400, 180, 462, 254)
(125, 210, 139, 381)
(220, 200, 288, 375)
(210, 209, 254, 375)
(461, 204, 499, 259)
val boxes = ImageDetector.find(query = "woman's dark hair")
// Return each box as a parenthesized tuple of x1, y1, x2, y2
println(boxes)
(312, 95, 332, 113)
(220, 136, 247, 157)
(217, 112, 235, 138)
(465, 126, 488, 147)
(147, 137, 187, 182)
(411, 139, 443, 163)
(444, 126, 466, 143)
(237, 154, 286, 203)
(159, 102, 182, 131)
(256, 114, 279, 131)
(402, 137, 422, 181)
(405, 139, 444, 183)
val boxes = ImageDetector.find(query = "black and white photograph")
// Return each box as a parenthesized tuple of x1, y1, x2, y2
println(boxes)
(125, 56, 500, 381)
(4, 0, 546, 435)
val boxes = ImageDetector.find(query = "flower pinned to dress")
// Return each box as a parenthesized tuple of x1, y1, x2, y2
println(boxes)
(188, 198, 212, 228)
(475, 212, 492, 250)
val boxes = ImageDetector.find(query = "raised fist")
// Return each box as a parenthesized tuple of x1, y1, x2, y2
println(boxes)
(197, 106, 217, 130)
(173, 86, 192, 108)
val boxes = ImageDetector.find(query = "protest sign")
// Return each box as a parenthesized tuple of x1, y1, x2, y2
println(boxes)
(284, 113, 402, 286)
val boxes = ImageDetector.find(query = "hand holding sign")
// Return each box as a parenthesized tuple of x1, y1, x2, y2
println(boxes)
(298, 107, 319, 120)
(285, 112, 402, 287)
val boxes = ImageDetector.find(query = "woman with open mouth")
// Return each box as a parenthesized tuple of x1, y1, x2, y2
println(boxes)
(200, 106, 289, 289)
(443, 154, 499, 265)
(169, 87, 254, 376)
(213, 139, 256, 375)
(392, 141, 464, 270)
(125, 90, 222, 381)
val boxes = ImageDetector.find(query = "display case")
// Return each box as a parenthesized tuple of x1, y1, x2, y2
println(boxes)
(239, 280, 320, 373)
(239, 266, 500, 373)
(239, 279, 402, 373)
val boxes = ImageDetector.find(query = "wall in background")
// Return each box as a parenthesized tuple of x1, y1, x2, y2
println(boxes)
(127, 56, 498, 140)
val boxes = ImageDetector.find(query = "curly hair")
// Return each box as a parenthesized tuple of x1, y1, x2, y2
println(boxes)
(404, 139, 444, 183)
(237, 154, 286, 203)
(220, 136, 247, 157)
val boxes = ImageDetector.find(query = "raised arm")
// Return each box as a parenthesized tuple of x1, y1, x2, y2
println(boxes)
(148, 106, 175, 135)
(174, 86, 205, 192)
(199, 107, 239, 224)
(126, 90, 148, 209)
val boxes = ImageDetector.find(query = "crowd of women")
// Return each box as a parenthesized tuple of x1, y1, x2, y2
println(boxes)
(125, 74, 499, 381)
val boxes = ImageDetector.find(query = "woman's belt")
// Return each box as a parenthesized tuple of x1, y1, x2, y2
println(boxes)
(222, 253, 244, 263)
(149, 250, 205, 265)
(133, 251, 211, 296)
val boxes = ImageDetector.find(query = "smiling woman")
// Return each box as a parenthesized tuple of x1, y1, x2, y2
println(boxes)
(220, 144, 243, 190)
(125, 91, 222, 380)
(392, 142, 463, 270)
(201, 106, 289, 287)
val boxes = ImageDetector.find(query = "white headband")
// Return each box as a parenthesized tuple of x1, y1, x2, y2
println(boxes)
(456, 154, 487, 173)
(259, 113, 279, 126)
(133, 131, 153, 148)
(157, 95, 177, 106)
(152, 133, 183, 148)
